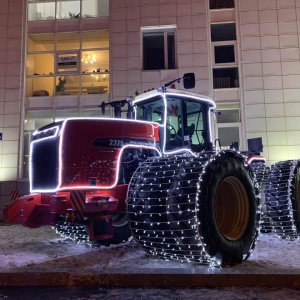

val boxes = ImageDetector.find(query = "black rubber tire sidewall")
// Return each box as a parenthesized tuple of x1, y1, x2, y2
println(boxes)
(198, 152, 258, 265)
(264, 160, 298, 238)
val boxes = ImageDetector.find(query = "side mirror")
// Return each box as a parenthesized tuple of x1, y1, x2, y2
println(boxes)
(183, 73, 195, 89)
(100, 101, 106, 115)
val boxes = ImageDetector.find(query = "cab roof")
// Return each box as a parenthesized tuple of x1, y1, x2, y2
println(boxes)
(133, 87, 215, 108)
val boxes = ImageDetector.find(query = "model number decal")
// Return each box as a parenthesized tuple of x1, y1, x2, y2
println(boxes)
(109, 139, 123, 147)
(93, 138, 156, 148)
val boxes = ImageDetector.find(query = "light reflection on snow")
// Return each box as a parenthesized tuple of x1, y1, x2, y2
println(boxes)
(1, 224, 300, 273)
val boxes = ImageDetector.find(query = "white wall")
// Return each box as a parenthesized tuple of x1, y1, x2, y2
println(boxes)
(0, 0, 25, 219)
(110, 0, 210, 101)
(0, 0, 24, 181)
(239, 0, 300, 164)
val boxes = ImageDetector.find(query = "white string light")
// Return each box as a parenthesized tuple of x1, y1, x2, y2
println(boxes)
(30, 118, 161, 193)
(28, 84, 300, 268)
(263, 160, 299, 240)
(127, 150, 261, 267)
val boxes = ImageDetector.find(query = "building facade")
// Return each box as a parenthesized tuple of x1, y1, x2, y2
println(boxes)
(1, 0, 300, 218)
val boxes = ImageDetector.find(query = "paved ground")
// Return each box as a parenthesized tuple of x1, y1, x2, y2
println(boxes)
(1, 266, 300, 288)
(0, 222, 300, 295)
(1, 286, 300, 300)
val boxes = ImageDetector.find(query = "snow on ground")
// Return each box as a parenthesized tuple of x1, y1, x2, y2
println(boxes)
(0, 223, 300, 273)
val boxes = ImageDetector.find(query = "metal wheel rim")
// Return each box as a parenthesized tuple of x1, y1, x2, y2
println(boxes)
(215, 176, 249, 241)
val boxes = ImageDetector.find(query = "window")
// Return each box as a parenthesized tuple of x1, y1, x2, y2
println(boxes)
(165, 97, 209, 151)
(216, 109, 240, 123)
(142, 27, 176, 70)
(216, 125, 241, 149)
(28, 1, 55, 21)
(215, 104, 242, 150)
(211, 23, 238, 89)
(186, 101, 205, 150)
(82, 0, 109, 17)
(56, 32, 80, 50)
(57, 0, 80, 19)
(26, 31, 110, 97)
(210, 0, 234, 9)
(134, 95, 209, 152)
(28, 0, 109, 21)
(213, 67, 239, 88)
(135, 96, 165, 122)
(214, 44, 235, 64)
(211, 23, 236, 42)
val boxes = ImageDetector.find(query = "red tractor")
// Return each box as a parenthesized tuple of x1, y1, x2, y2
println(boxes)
(4, 74, 263, 266)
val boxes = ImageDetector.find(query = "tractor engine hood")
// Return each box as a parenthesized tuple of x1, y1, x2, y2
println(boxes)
(30, 118, 160, 193)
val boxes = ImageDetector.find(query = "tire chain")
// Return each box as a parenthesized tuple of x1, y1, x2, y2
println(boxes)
(264, 160, 299, 239)
(127, 152, 217, 265)
(250, 162, 272, 233)
(54, 223, 96, 246)
(167, 152, 217, 264)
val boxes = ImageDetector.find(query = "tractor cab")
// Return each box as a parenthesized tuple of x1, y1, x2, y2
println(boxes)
(99, 73, 215, 154)
(132, 76, 215, 154)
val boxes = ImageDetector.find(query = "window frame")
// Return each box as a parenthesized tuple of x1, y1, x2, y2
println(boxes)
(215, 122, 242, 150)
(26, 31, 110, 97)
(210, 22, 239, 90)
(212, 41, 237, 66)
(212, 66, 239, 89)
(214, 103, 242, 150)
(27, 0, 109, 21)
(210, 22, 236, 42)
(142, 26, 177, 71)
(209, 0, 235, 10)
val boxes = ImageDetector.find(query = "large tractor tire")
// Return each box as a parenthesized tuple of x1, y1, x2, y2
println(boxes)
(127, 155, 196, 261)
(198, 151, 259, 265)
(127, 150, 260, 266)
(264, 160, 300, 239)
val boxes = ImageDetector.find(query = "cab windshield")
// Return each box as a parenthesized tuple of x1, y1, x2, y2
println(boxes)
(134, 95, 209, 152)
(134, 96, 165, 124)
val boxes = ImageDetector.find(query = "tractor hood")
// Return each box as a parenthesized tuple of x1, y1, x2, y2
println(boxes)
(30, 118, 160, 193)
